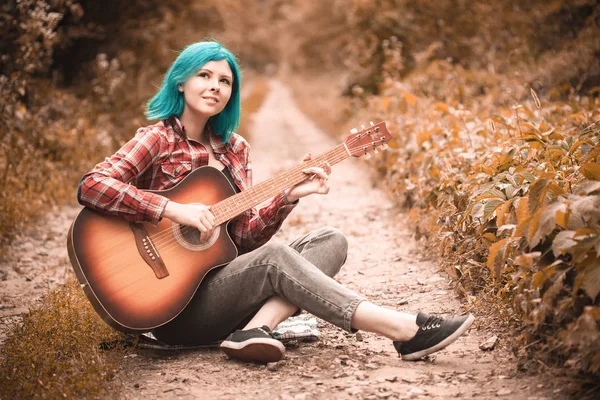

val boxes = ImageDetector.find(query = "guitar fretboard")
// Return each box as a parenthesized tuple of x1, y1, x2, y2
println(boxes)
(211, 144, 349, 225)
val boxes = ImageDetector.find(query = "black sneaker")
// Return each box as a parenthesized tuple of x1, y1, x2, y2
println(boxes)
(220, 325, 285, 363)
(393, 312, 474, 361)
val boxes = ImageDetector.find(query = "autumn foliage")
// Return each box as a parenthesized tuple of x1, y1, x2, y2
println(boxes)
(1, 0, 599, 394)
(319, 0, 600, 382)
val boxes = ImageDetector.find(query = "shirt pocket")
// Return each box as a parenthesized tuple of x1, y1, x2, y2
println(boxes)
(160, 161, 192, 179)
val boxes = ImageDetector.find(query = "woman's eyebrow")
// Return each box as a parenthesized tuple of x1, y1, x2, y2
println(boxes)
(199, 68, 233, 80)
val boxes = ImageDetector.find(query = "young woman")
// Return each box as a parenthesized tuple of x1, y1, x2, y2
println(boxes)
(78, 41, 474, 364)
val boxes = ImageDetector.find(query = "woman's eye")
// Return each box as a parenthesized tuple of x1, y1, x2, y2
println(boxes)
(198, 72, 209, 78)
(221, 79, 231, 85)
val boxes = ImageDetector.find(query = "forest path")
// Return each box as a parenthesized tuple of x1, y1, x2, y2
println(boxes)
(117, 80, 553, 400)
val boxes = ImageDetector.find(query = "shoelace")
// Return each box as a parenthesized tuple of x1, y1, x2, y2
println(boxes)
(421, 316, 443, 330)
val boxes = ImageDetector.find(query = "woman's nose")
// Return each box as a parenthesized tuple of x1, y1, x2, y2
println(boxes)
(210, 80, 220, 92)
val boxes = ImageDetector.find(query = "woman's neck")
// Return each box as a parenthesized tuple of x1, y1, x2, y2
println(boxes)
(179, 110, 209, 142)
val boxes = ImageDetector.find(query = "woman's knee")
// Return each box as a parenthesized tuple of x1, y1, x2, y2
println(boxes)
(321, 226, 348, 264)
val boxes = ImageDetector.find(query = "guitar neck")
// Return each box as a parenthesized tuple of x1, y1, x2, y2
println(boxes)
(211, 144, 350, 225)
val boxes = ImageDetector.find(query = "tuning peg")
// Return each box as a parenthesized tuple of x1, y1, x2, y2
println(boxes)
(373, 149, 379, 154)
(350, 128, 358, 134)
(361, 124, 366, 131)
(363, 153, 371, 160)
(380, 143, 389, 151)
(369, 121, 375, 126)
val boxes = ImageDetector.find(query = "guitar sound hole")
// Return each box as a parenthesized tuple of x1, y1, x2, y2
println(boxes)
(180, 225, 201, 244)
(171, 222, 220, 251)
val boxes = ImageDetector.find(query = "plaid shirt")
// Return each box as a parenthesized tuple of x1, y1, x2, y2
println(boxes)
(77, 116, 297, 253)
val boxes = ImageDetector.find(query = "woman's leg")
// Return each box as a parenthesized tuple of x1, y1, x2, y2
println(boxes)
(153, 227, 359, 345)
(243, 227, 348, 330)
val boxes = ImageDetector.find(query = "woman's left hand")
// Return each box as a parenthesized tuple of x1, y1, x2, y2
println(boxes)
(285, 153, 331, 203)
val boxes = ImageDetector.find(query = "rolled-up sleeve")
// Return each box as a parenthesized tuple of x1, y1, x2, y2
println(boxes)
(77, 127, 169, 224)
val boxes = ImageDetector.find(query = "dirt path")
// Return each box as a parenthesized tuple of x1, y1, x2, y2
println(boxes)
(115, 80, 555, 400)
(0, 80, 557, 399)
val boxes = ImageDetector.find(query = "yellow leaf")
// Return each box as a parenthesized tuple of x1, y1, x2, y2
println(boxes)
(416, 129, 433, 146)
(529, 179, 550, 215)
(434, 102, 449, 113)
(582, 147, 600, 163)
(516, 196, 530, 225)
(497, 198, 515, 226)
(580, 163, 600, 181)
(404, 92, 417, 106)
(487, 237, 510, 278)
(574, 228, 599, 237)
(556, 209, 568, 229)
(482, 233, 498, 247)
(381, 96, 392, 112)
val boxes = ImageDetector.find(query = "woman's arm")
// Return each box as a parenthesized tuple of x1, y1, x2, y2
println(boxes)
(77, 127, 169, 224)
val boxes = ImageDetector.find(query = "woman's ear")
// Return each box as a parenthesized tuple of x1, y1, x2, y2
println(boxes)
(178, 84, 183, 92)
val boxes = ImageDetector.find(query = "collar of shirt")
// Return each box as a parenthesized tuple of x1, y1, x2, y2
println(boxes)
(166, 115, 228, 155)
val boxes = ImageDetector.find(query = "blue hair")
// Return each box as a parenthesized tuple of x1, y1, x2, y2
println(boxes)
(146, 41, 242, 142)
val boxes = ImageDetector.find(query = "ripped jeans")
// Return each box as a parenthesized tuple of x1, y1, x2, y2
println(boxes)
(152, 227, 365, 345)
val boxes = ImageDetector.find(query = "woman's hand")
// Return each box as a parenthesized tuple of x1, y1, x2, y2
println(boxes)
(162, 201, 215, 233)
(285, 153, 331, 203)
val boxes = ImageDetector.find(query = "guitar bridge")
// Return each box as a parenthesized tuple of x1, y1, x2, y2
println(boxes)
(129, 223, 169, 279)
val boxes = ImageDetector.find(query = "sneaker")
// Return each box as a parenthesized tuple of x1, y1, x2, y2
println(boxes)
(220, 325, 285, 363)
(393, 312, 474, 361)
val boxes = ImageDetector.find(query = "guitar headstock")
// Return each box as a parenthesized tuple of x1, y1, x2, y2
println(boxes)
(343, 122, 392, 158)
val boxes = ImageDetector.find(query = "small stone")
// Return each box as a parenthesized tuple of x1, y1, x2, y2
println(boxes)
(355, 332, 364, 341)
(134, 383, 140, 389)
(407, 386, 425, 398)
(497, 388, 512, 396)
(480, 335, 499, 351)
(397, 298, 409, 305)
(266, 362, 279, 372)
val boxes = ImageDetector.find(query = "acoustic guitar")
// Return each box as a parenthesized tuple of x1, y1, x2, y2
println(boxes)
(67, 122, 392, 333)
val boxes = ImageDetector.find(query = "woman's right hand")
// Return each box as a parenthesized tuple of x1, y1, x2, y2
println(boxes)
(162, 201, 215, 233)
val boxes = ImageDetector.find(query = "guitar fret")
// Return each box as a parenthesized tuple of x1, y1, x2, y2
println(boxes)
(214, 145, 349, 226)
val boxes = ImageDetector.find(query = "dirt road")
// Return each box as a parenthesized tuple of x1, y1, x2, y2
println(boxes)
(116, 81, 555, 400)
(0, 80, 557, 399)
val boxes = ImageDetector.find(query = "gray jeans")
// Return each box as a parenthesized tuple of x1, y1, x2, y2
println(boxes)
(153, 227, 365, 345)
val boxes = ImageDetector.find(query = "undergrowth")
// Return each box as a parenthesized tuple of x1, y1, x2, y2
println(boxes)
(349, 57, 600, 388)
(0, 278, 125, 399)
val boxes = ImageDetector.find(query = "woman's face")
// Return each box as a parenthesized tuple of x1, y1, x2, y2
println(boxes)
(179, 59, 233, 118)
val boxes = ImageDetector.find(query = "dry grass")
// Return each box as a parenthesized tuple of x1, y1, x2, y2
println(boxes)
(0, 278, 127, 399)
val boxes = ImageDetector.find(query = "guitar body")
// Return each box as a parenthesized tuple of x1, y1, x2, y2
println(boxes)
(67, 122, 392, 334)
(67, 167, 239, 333)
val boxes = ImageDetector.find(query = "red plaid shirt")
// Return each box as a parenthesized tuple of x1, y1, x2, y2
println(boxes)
(78, 116, 297, 253)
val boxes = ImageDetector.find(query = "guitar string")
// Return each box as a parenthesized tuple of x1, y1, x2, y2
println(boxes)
(91, 137, 388, 275)
(149, 140, 387, 256)
(123, 142, 348, 249)
(148, 134, 384, 247)
(90, 137, 387, 280)
(91, 146, 348, 276)
(149, 141, 358, 248)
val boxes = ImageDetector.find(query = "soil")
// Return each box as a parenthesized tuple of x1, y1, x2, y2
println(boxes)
(0, 80, 564, 399)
